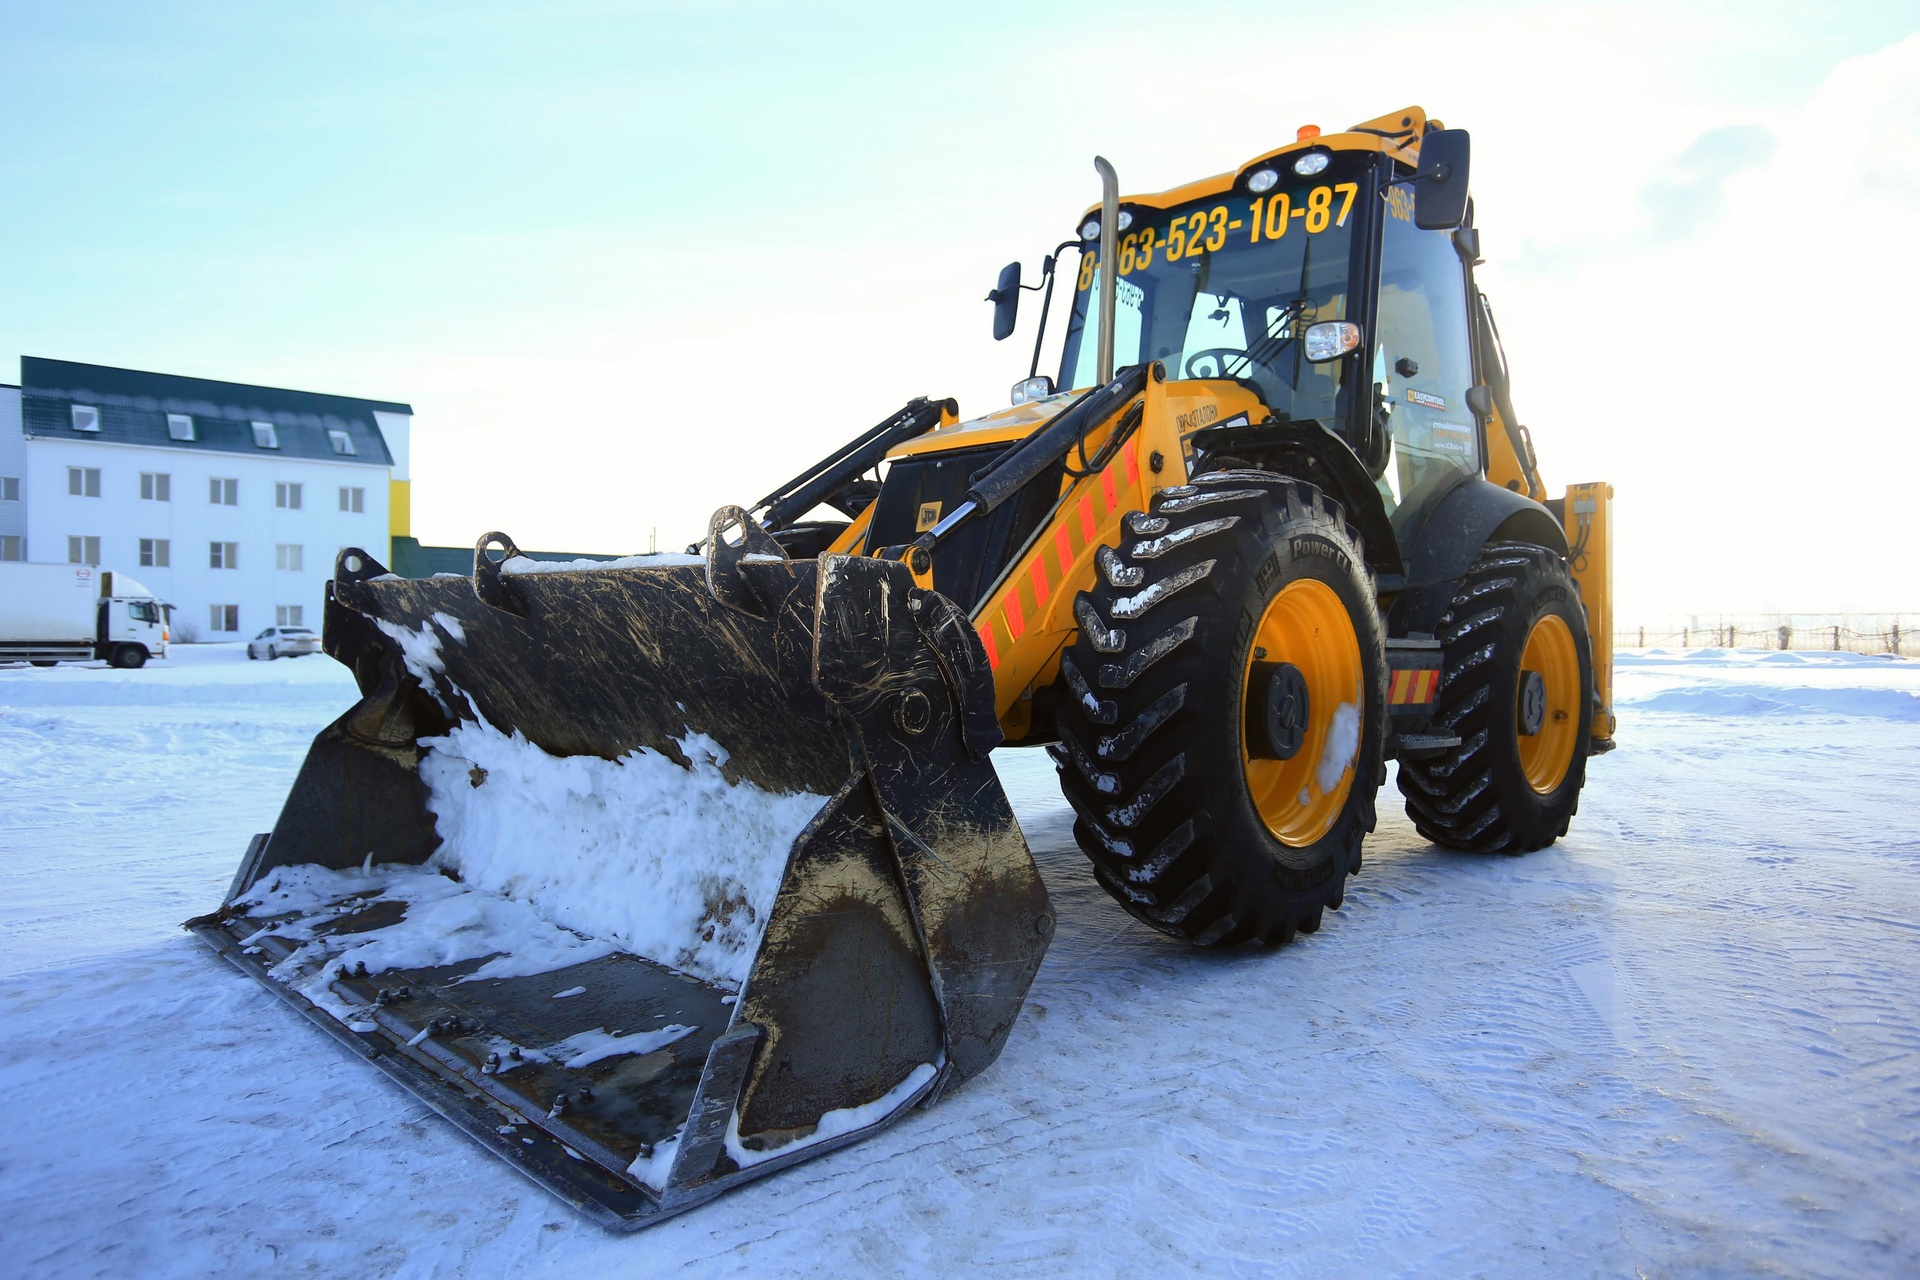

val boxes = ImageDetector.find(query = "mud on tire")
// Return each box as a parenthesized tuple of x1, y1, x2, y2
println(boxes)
(1398, 540, 1594, 853)
(1052, 472, 1387, 946)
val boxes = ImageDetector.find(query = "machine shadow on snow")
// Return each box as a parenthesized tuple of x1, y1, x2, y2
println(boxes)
(184, 104, 1617, 1231)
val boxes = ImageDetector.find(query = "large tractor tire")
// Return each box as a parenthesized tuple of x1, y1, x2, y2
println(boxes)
(1053, 472, 1387, 946)
(1398, 540, 1594, 853)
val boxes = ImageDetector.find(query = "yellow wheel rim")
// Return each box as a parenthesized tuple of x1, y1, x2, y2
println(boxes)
(1517, 613, 1580, 794)
(1241, 578, 1363, 848)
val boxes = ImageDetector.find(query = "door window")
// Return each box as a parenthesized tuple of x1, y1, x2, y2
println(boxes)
(1373, 202, 1480, 511)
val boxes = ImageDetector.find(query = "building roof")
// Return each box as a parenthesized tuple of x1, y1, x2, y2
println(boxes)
(18, 357, 407, 467)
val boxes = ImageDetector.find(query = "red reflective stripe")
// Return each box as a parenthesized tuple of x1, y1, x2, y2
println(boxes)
(1122, 443, 1140, 486)
(1100, 463, 1118, 513)
(1054, 524, 1074, 577)
(1004, 590, 1026, 639)
(1078, 494, 1097, 543)
(1030, 555, 1051, 607)
(978, 622, 999, 668)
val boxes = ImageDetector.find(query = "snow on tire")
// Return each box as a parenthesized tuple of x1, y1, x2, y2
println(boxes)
(1052, 471, 1387, 947)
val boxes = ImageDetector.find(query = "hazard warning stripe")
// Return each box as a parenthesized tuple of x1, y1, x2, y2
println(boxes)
(1004, 586, 1026, 640)
(1389, 668, 1440, 705)
(1099, 462, 1118, 514)
(1029, 552, 1051, 607)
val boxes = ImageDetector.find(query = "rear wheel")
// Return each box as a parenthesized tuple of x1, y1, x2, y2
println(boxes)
(1398, 541, 1594, 853)
(1053, 472, 1387, 946)
(29, 659, 57, 668)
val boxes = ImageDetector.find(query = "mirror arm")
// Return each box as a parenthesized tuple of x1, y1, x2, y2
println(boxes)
(1027, 241, 1079, 380)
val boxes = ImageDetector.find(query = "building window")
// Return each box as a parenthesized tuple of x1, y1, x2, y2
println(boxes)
(0, 535, 22, 561)
(140, 538, 171, 568)
(1, 476, 18, 501)
(68, 466, 102, 497)
(275, 481, 303, 510)
(69, 535, 102, 565)
(140, 472, 172, 501)
(210, 477, 238, 505)
(71, 405, 100, 432)
(275, 543, 304, 571)
(339, 486, 365, 513)
(251, 420, 279, 449)
(276, 604, 306, 627)
(167, 413, 196, 441)
(210, 604, 239, 633)
(210, 541, 239, 569)
(328, 429, 357, 456)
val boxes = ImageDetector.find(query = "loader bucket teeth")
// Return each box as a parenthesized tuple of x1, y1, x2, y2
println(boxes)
(186, 515, 1050, 1231)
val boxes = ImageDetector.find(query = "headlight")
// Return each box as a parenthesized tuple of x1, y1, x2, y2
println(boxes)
(1117, 209, 1133, 231)
(1079, 218, 1101, 241)
(1247, 168, 1279, 193)
(1303, 321, 1361, 362)
(1292, 151, 1330, 177)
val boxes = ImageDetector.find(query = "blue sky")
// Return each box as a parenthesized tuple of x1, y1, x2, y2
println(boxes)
(3, 2, 1916, 614)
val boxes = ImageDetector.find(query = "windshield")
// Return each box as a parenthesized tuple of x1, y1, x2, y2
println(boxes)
(1059, 150, 1371, 424)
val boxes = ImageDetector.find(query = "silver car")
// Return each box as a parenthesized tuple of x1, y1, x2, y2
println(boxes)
(247, 625, 322, 660)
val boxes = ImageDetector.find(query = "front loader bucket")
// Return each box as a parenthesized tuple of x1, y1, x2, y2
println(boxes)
(186, 511, 1051, 1230)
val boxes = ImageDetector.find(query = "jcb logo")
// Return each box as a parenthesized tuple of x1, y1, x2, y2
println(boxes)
(915, 502, 943, 532)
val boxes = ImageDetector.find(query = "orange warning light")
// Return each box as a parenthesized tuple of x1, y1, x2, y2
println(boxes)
(1297, 124, 1322, 141)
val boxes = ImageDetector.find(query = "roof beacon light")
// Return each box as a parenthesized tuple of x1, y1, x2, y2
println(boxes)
(1247, 167, 1279, 194)
(1297, 124, 1322, 141)
(1080, 217, 1101, 241)
(1293, 151, 1330, 177)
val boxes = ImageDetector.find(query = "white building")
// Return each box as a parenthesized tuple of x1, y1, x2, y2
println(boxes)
(0, 357, 412, 642)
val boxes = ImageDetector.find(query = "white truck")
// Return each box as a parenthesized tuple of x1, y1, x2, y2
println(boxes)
(0, 563, 170, 668)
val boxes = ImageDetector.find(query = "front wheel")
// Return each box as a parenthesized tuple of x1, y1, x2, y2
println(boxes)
(1398, 541, 1594, 853)
(1053, 472, 1387, 946)
(109, 645, 148, 669)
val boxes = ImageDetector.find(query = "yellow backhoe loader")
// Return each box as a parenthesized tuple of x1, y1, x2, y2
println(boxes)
(189, 106, 1613, 1230)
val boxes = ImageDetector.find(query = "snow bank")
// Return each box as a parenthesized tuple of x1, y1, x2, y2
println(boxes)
(1623, 683, 1920, 721)
(419, 718, 827, 987)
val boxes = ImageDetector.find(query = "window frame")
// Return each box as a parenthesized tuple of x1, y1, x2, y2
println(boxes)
(167, 413, 196, 441)
(139, 537, 172, 568)
(0, 476, 19, 502)
(140, 471, 172, 502)
(275, 543, 304, 572)
(339, 485, 366, 514)
(328, 429, 357, 456)
(210, 541, 239, 570)
(210, 477, 238, 506)
(275, 481, 304, 510)
(68, 535, 102, 566)
(68, 466, 102, 498)
(251, 420, 280, 450)
(71, 405, 100, 433)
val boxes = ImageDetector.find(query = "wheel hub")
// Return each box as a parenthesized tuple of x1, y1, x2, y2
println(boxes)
(1248, 661, 1310, 761)
(1517, 669, 1546, 736)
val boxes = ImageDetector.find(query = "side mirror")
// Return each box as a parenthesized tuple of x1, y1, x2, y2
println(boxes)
(988, 262, 1022, 341)
(1414, 129, 1471, 230)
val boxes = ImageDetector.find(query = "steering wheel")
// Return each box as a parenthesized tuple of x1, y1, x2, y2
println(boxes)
(1183, 348, 1252, 379)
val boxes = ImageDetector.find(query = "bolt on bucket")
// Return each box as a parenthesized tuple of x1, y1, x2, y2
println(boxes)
(186, 508, 1052, 1230)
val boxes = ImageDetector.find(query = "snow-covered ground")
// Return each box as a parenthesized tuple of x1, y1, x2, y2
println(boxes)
(2, 644, 1915, 1277)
